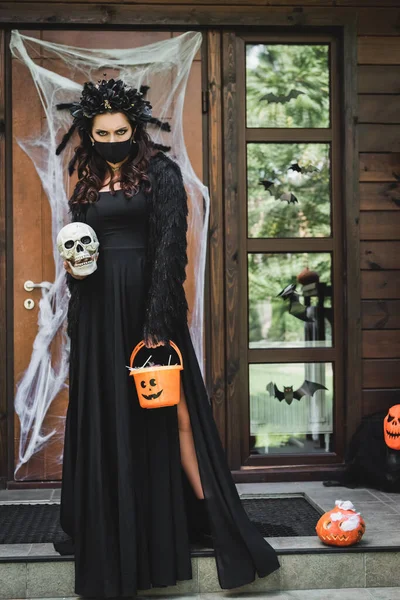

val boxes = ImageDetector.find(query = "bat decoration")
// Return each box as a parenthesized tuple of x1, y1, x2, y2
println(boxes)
(266, 380, 328, 406)
(259, 90, 304, 104)
(277, 283, 312, 322)
(259, 181, 298, 204)
(289, 162, 319, 174)
(279, 192, 298, 205)
(259, 179, 275, 192)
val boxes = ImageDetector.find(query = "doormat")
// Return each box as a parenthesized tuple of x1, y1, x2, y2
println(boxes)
(0, 496, 322, 544)
(241, 496, 323, 537)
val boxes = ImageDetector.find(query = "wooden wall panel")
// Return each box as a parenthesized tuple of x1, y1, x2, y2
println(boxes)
(361, 271, 400, 299)
(362, 300, 400, 330)
(360, 212, 400, 240)
(363, 360, 400, 389)
(359, 154, 400, 182)
(358, 25, 400, 417)
(358, 66, 400, 94)
(359, 125, 400, 152)
(358, 37, 400, 64)
(358, 96, 400, 124)
(360, 183, 400, 211)
(363, 390, 400, 415)
(363, 331, 400, 359)
(360, 242, 400, 269)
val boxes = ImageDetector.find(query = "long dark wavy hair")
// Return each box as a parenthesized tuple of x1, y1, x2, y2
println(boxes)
(69, 114, 154, 206)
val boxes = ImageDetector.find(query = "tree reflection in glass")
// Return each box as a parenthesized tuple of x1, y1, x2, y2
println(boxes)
(246, 44, 330, 129)
(247, 143, 331, 238)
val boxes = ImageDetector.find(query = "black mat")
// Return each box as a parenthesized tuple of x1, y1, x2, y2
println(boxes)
(0, 496, 322, 544)
(241, 496, 323, 537)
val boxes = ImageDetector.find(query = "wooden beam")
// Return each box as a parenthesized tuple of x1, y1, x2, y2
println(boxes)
(207, 30, 227, 449)
(222, 31, 242, 469)
(0, 3, 367, 31)
(343, 20, 362, 446)
(0, 29, 6, 480)
(7, 0, 336, 5)
(340, 0, 400, 6)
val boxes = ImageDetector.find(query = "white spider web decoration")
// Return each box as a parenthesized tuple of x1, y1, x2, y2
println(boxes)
(9, 29, 209, 480)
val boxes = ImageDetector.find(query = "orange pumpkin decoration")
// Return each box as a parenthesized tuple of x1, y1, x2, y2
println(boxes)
(315, 500, 366, 547)
(384, 405, 400, 450)
(129, 340, 183, 409)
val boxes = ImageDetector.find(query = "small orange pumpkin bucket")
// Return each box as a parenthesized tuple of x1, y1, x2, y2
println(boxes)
(128, 340, 183, 409)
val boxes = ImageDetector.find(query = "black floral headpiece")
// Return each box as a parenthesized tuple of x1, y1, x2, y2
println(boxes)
(55, 76, 171, 158)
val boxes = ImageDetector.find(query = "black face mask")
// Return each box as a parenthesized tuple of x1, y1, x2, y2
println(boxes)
(93, 137, 137, 164)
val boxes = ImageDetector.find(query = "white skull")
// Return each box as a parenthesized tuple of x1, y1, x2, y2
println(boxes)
(57, 222, 99, 277)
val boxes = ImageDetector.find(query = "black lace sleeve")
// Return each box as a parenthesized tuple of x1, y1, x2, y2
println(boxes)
(65, 203, 87, 342)
(143, 153, 189, 344)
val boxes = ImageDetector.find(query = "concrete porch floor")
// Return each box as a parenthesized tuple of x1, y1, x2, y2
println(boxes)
(1, 480, 399, 557)
(1, 481, 400, 598)
(13, 590, 400, 600)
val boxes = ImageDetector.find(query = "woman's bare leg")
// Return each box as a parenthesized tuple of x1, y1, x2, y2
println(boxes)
(177, 379, 204, 499)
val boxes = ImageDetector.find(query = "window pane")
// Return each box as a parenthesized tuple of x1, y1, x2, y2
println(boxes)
(246, 44, 330, 128)
(247, 143, 331, 238)
(248, 252, 332, 349)
(249, 362, 333, 455)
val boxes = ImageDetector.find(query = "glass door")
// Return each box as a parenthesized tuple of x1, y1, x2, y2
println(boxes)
(223, 32, 345, 469)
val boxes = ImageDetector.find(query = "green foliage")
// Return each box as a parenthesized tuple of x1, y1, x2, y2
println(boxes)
(247, 143, 331, 239)
(246, 44, 330, 128)
(245, 43, 333, 350)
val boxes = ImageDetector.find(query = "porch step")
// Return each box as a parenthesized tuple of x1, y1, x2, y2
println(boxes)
(1, 482, 399, 598)
(1, 546, 400, 598)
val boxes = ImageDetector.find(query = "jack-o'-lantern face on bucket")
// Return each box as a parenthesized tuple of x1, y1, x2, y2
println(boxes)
(140, 377, 163, 401)
(384, 405, 400, 450)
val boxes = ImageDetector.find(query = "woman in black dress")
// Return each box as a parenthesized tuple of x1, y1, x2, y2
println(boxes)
(54, 78, 280, 599)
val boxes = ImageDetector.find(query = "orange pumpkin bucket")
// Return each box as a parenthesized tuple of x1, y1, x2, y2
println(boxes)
(128, 340, 183, 409)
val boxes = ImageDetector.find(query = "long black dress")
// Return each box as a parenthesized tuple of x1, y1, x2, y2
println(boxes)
(56, 180, 280, 598)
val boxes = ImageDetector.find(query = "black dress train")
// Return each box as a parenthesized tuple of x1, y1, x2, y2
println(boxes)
(55, 162, 280, 598)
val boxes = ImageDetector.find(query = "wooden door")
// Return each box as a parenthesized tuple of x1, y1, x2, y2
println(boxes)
(12, 29, 203, 481)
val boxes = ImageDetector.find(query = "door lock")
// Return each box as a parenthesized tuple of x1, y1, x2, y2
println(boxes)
(24, 298, 35, 310)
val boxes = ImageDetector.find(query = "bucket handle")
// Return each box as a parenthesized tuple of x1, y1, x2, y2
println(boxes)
(130, 340, 183, 370)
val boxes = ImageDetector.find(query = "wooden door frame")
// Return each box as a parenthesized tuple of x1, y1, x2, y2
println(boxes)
(0, 8, 360, 486)
(1, 25, 214, 488)
(216, 21, 360, 480)
(0, 29, 14, 488)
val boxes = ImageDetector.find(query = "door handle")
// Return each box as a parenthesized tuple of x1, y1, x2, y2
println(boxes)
(24, 280, 52, 292)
